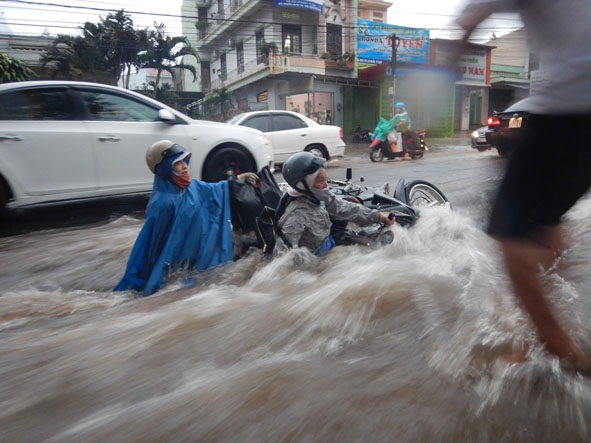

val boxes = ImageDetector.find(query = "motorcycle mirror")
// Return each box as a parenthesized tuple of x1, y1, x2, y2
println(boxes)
(360, 177, 364, 183)
(346, 168, 352, 181)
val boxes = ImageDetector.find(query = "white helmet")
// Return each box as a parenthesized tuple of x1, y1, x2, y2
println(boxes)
(145, 140, 191, 174)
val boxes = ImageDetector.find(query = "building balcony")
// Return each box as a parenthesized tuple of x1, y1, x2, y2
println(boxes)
(209, 54, 331, 90)
(267, 54, 326, 75)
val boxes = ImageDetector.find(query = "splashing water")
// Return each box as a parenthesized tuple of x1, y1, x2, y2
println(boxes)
(2, 201, 591, 442)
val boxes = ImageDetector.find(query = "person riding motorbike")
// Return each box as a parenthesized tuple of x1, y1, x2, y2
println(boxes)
(369, 102, 413, 159)
(275, 152, 395, 255)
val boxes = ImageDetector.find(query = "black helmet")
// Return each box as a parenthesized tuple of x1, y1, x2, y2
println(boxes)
(282, 152, 326, 194)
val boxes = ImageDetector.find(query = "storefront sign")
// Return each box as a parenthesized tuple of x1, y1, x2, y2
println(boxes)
(433, 42, 489, 85)
(456, 49, 487, 84)
(273, 0, 323, 13)
(357, 19, 430, 65)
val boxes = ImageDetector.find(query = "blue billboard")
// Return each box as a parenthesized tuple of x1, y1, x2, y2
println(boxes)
(357, 19, 430, 65)
(273, 0, 323, 13)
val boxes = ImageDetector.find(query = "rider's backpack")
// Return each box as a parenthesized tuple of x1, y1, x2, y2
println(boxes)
(229, 166, 282, 234)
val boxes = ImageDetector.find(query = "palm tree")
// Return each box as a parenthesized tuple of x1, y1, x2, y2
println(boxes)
(139, 23, 199, 97)
(41, 12, 140, 85)
(41, 22, 119, 83)
(103, 10, 140, 88)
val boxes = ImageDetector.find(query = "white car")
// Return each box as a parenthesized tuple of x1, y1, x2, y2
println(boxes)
(0, 81, 274, 214)
(227, 110, 346, 164)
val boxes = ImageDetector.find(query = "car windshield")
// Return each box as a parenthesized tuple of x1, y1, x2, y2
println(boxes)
(226, 114, 244, 124)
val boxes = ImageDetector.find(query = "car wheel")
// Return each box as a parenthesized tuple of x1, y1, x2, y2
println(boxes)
(305, 145, 328, 160)
(202, 146, 256, 182)
(0, 179, 9, 217)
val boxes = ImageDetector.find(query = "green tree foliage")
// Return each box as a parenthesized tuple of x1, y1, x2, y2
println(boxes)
(0, 52, 36, 83)
(41, 20, 120, 84)
(201, 87, 233, 121)
(103, 10, 144, 88)
(139, 23, 199, 97)
(139, 81, 180, 108)
(38, 12, 199, 99)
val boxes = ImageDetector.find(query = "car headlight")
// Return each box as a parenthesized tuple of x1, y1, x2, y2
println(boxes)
(471, 130, 479, 138)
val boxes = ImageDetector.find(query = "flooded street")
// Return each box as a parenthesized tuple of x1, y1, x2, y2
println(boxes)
(2, 148, 591, 442)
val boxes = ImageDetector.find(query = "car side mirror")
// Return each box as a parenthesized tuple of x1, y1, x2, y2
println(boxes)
(158, 109, 176, 123)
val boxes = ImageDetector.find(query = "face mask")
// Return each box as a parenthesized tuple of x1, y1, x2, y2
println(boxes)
(308, 187, 333, 203)
(172, 172, 191, 189)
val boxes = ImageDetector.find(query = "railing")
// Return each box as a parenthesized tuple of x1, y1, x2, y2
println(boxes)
(208, 54, 347, 90)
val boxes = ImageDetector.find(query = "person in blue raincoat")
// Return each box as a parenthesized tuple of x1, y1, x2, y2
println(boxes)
(114, 140, 257, 296)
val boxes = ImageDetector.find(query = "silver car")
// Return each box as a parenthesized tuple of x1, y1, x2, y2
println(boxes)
(0, 81, 274, 214)
(471, 126, 492, 152)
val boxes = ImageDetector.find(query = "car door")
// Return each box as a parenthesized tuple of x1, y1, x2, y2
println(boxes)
(236, 112, 291, 162)
(0, 85, 96, 199)
(77, 87, 191, 193)
(268, 113, 309, 163)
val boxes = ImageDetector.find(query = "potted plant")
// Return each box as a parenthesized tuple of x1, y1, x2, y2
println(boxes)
(259, 40, 278, 57)
(195, 20, 209, 32)
(341, 51, 356, 68)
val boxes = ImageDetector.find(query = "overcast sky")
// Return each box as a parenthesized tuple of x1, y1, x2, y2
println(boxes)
(1, 0, 522, 41)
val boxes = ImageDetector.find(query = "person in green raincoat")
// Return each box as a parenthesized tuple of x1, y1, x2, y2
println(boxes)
(370, 102, 412, 158)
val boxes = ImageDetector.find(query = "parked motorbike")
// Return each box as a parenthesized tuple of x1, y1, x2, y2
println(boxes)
(327, 167, 449, 247)
(352, 125, 373, 144)
(369, 128, 428, 162)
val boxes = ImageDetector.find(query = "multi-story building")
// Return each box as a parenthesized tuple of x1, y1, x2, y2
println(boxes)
(180, 0, 391, 132)
(486, 28, 531, 112)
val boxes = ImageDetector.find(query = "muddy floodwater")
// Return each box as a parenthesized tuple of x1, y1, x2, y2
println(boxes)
(2, 173, 591, 441)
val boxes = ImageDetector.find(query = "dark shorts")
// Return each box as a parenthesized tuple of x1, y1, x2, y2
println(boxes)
(487, 113, 591, 240)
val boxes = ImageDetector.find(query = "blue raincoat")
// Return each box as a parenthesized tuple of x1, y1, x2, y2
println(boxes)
(114, 154, 233, 296)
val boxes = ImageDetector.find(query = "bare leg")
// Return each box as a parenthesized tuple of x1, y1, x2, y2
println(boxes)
(498, 226, 591, 372)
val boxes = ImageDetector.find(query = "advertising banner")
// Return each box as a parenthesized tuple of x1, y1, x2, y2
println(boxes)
(273, 0, 323, 13)
(357, 19, 430, 65)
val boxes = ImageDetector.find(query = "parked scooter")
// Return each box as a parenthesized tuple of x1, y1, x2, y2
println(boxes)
(369, 128, 427, 162)
(352, 125, 373, 144)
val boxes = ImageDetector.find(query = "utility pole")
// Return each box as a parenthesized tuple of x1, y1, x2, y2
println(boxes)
(390, 33, 400, 117)
(390, 33, 400, 76)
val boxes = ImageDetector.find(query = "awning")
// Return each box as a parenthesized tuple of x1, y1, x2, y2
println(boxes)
(455, 81, 490, 87)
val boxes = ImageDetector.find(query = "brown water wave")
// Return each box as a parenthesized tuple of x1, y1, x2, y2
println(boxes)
(1, 205, 591, 442)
